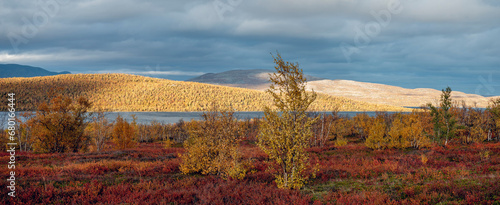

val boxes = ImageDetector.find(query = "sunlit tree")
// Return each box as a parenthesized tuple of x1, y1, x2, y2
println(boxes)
(330, 112, 354, 147)
(387, 112, 430, 149)
(180, 106, 246, 180)
(258, 53, 318, 189)
(112, 115, 137, 150)
(403, 112, 431, 148)
(387, 114, 406, 149)
(365, 115, 387, 149)
(353, 113, 373, 140)
(32, 95, 92, 153)
(487, 98, 500, 142)
(428, 86, 457, 146)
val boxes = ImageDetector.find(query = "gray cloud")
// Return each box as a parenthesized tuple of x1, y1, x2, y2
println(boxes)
(0, 0, 499, 95)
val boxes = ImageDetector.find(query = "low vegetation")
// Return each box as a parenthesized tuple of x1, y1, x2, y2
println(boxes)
(1, 93, 500, 203)
(1, 130, 499, 204)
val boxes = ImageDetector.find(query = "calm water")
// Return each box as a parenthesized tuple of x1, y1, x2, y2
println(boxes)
(85, 111, 408, 124)
(1, 111, 405, 126)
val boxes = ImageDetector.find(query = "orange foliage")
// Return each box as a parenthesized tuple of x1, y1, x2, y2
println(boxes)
(112, 115, 137, 150)
(30, 95, 92, 153)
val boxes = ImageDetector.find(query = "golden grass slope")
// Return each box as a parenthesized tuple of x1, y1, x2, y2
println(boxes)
(187, 69, 499, 108)
(306, 80, 496, 108)
(0, 74, 410, 112)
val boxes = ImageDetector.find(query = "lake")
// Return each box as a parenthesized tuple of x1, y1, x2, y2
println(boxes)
(89, 111, 414, 124)
(1, 111, 406, 126)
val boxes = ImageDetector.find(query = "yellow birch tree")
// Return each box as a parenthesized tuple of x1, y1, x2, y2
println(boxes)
(258, 53, 318, 189)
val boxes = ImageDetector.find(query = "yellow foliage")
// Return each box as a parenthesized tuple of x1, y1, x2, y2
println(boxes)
(353, 113, 373, 139)
(479, 150, 490, 160)
(258, 53, 318, 189)
(463, 107, 489, 144)
(366, 112, 431, 150)
(388, 114, 408, 149)
(0, 74, 410, 112)
(0, 130, 9, 152)
(112, 115, 137, 150)
(180, 109, 246, 180)
(331, 117, 354, 142)
(335, 136, 348, 147)
(421, 154, 428, 165)
(162, 139, 173, 148)
(365, 116, 387, 150)
(403, 112, 431, 149)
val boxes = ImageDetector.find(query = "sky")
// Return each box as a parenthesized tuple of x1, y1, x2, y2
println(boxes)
(0, 0, 499, 96)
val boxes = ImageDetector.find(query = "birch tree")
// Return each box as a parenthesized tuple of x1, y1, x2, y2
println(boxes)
(258, 53, 318, 189)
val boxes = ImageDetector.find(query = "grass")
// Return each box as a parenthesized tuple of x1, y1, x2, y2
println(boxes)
(1, 140, 499, 204)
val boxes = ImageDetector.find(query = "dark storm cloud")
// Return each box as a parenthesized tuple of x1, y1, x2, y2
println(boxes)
(0, 0, 499, 95)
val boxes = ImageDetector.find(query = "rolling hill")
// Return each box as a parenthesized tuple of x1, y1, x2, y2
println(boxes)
(0, 64, 70, 78)
(187, 69, 323, 90)
(188, 69, 499, 108)
(305, 80, 499, 108)
(0, 74, 409, 112)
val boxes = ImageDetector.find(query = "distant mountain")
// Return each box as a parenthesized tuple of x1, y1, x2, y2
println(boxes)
(0, 64, 70, 78)
(187, 69, 323, 90)
(187, 69, 499, 108)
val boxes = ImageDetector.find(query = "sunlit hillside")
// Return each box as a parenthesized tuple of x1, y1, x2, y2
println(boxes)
(187, 69, 499, 108)
(0, 74, 410, 112)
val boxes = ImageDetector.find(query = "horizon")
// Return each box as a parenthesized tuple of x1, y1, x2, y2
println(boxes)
(0, 0, 499, 96)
